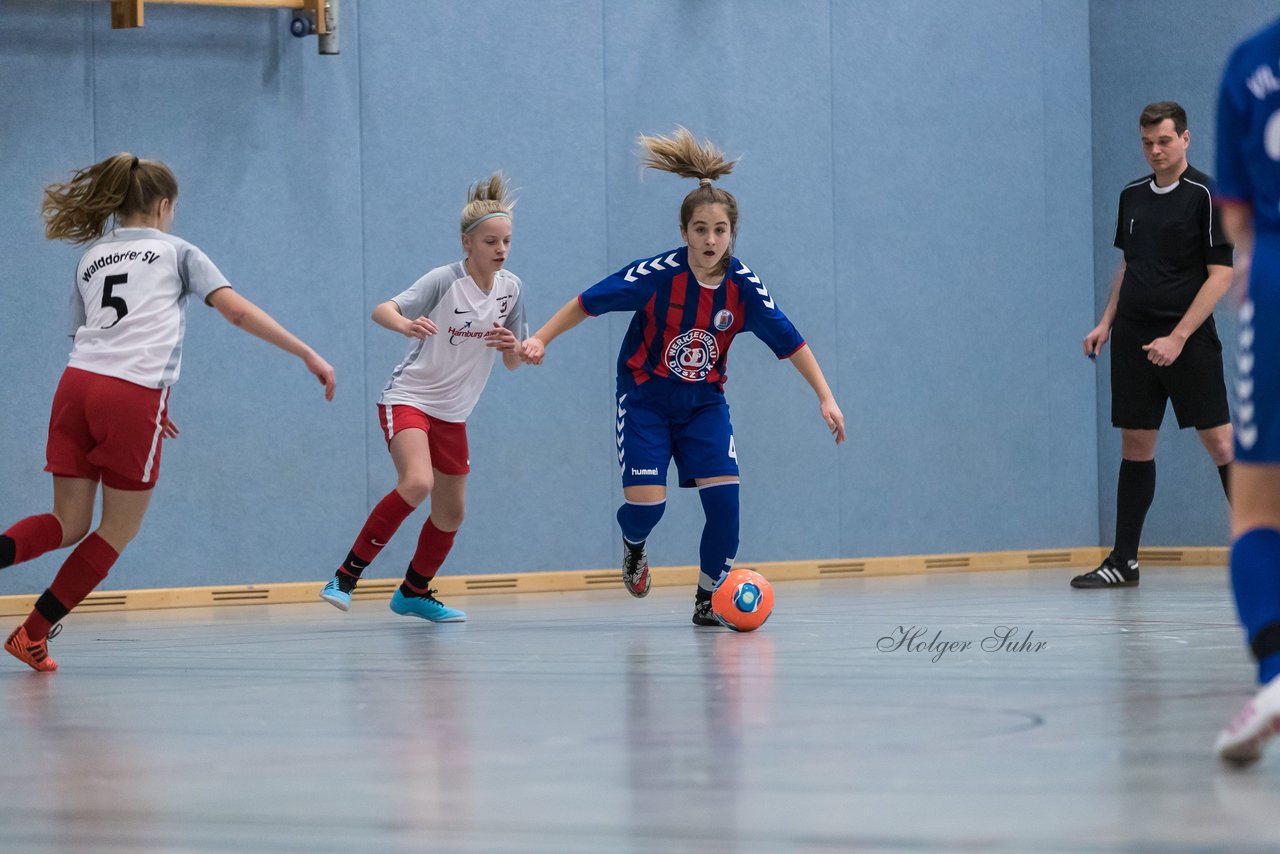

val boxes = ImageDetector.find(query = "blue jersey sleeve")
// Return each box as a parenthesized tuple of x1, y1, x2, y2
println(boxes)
(579, 257, 664, 316)
(736, 262, 805, 359)
(1217, 47, 1253, 205)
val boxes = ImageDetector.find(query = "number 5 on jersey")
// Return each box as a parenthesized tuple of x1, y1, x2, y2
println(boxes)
(101, 273, 129, 328)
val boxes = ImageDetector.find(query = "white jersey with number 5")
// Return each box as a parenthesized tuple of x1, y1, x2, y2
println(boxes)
(67, 227, 229, 389)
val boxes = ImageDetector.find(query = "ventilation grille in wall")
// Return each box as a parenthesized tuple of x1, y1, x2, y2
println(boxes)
(818, 562, 866, 576)
(212, 589, 270, 603)
(1137, 549, 1186, 565)
(584, 572, 623, 587)
(464, 576, 519, 592)
(81, 593, 128, 609)
(1028, 552, 1073, 566)
(925, 556, 971, 570)
(351, 582, 400, 600)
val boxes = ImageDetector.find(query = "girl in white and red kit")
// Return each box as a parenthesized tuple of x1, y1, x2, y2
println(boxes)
(320, 175, 525, 622)
(2, 152, 336, 671)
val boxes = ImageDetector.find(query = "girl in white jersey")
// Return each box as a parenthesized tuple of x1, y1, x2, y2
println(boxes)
(0, 153, 336, 672)
(320, 175, 524, 622)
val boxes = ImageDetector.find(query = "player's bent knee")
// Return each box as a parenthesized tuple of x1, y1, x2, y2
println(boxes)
(398, 476, 434, 506)
(49, 510, 89, 547)
(57, 521, 91, 548)
(432, 509, 464, 531)
(94, 524, 141, 553)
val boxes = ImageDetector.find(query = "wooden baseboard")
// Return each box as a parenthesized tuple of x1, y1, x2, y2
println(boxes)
(0, 545, 1227, 617)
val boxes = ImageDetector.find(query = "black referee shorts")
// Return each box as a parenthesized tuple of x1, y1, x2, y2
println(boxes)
(1110, 321, 1230, 430)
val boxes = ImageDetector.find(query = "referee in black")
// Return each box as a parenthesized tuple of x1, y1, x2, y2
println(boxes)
(1074, 101, 1234, 589)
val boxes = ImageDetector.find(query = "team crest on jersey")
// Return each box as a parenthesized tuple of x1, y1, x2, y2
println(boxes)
(713, 309, 734, 331)
(665, 329, 719, 381)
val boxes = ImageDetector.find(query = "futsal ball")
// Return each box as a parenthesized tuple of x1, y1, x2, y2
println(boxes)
(711, 568, 774, 632)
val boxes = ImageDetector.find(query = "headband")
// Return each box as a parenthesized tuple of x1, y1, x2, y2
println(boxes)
(464, 211, 511, 233)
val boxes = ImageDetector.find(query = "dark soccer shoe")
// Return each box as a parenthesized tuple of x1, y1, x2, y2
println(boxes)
(692, 599, 720, 627)
(1070, 555, 1139, 589)
(622, 540, 651, 598)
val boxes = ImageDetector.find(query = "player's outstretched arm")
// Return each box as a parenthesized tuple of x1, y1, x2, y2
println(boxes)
(787, 344, 845, 444)
(208, 287, 336, 401)
(523, 298, 589, 365)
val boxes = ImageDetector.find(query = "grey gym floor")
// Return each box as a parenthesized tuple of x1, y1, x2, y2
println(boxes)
(1, 568, 1278, 853)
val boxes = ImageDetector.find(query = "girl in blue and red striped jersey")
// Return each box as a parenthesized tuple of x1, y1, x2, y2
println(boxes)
(1, 153, 336, 672)
(522, 128, 845, 625)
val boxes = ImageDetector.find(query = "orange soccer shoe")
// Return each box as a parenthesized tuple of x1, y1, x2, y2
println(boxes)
(5, 625, 57, 673)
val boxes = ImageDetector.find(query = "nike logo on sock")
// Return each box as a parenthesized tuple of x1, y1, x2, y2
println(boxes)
(371, 539, 387, 547)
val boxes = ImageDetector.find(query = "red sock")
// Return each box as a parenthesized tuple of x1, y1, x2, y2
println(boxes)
(3, 514, 64, 567)
(349, 490, 417, 564)
(409, 518, 457, 581)
(23, 532, 118, 641)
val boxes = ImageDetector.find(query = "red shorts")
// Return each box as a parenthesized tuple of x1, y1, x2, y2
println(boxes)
(377, 404, 469, 475)
(45, 367, 169, 491)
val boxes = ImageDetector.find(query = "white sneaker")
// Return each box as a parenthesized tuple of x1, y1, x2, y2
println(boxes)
(1215, 678, 1280, 766)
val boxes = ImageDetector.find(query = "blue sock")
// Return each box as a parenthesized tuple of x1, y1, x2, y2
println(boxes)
(697, 482, 739, 601)
(1230, 528, 1280, 684)
(617, 500, 665, 545)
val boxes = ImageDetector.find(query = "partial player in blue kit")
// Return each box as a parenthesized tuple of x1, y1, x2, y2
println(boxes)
(1213, 16, 1280, 765)
(522, 128, 845, 626)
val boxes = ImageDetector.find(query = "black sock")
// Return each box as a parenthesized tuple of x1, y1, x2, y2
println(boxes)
(335, 550, 369, 592)
(34, 590, 70, 626)
(0, 535, 13, 569)
(399, 567, 434, 598)
(1219, 463, 1232, 503)
(1114, 458, 1156, 565)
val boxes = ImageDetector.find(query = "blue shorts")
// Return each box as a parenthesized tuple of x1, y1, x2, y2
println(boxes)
(616, 378, 738, 488)
(1236, 242, 1280, 463)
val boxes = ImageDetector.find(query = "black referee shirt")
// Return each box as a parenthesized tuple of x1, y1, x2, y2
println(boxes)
(1113, 164, 1233, 333)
